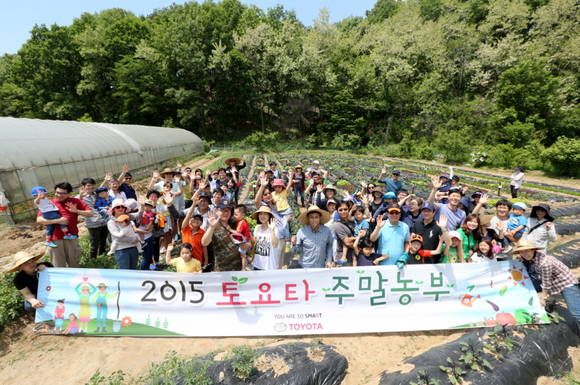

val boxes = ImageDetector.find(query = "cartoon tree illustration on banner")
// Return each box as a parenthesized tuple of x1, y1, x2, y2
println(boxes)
(145, 314, 151, 326)
(163, 318, 169, 329)
(155, 316, 160, 328)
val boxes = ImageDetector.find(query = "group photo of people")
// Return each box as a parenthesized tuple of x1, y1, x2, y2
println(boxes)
(5, 156, 579, 325)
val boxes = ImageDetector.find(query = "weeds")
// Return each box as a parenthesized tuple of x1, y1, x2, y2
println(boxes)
(228, 345, 258, 381)
(410, 370, 441, 385)
(458, 340, 494, 371)
(439, 357, 466, 384)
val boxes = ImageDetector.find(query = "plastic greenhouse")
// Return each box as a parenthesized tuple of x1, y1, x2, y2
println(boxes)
(0, 117, 203, 224)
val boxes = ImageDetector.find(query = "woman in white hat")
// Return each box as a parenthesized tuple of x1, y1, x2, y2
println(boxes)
(291, 206, 334, 268)
(514, 239, 580, 324)
(251, 206, 280, 270)
(3, 251, 52, 311)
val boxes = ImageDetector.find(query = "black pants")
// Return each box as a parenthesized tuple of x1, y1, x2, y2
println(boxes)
(510, 185, 519, 198)
(87, 225, 109, 258)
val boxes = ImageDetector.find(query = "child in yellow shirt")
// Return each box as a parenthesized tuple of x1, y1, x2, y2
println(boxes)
(165, 243, 201, 273)
(271, 175, 293, 216)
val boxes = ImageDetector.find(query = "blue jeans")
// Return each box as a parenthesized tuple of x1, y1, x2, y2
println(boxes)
(115, 247, 138, 270)
(561, 284, 580, 324)
(42, 210, 66, 237)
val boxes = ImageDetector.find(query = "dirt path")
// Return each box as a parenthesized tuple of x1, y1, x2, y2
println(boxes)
(238, 155, 260, 204)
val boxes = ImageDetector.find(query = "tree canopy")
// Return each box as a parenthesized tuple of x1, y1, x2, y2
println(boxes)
(0, 0, 578, 174)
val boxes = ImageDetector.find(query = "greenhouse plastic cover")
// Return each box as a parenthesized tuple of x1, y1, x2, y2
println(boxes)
(0, 117, 201, 171)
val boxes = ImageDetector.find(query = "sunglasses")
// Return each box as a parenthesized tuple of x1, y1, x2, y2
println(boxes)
(338, 208, 348, 212)
(388, 211, 401, 214)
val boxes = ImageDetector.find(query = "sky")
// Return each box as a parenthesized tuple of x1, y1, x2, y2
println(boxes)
(0, 0, 377, 55)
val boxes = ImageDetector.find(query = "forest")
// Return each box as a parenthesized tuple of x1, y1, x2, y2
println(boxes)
(0, 0, 578, 175)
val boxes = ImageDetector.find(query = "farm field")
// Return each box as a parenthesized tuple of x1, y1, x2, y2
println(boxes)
(0, 149, 578, 385)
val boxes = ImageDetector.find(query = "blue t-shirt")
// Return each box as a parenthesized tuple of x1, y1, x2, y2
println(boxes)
(377, 220, 410, 265)
(379, 178, 404, 195)
(354, 218, 370, 236)
(435, 204, 466, 231)
(507, 214, 527, 231)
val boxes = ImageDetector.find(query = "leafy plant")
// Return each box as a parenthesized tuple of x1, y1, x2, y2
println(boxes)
(410, 369, 442, 385)
(228, 345, 257, 380)
(86, 370, 126, 385)
(458, 340, 494, 371)
(439, 357, 466, 384)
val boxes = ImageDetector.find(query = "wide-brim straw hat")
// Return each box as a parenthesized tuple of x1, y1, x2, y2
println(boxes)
(323, 184, 337, 193)
(2, 250, 44, 273)
(298, 205, 330, 225)
(251, 206, 274, 220)
(161, 168, 179, 175)
(225, 157, 242, 166)
(511, 239, 543, 254)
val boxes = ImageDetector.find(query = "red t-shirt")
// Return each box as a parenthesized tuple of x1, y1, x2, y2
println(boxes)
(236, 219, 251, 243)
(181, 226, 205, 263)
(37, 197, 90, 240)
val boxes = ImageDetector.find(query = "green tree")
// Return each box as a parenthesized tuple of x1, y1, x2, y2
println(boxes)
(366, 0, 400, 23)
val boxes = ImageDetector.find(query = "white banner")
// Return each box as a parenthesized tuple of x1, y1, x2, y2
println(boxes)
(34, 261, 549, 336)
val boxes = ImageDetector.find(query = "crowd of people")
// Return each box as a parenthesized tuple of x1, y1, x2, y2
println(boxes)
(4, 157, 579, 323)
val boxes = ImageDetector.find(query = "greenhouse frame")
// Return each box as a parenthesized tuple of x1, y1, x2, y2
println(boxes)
(0, 117, 203, 224)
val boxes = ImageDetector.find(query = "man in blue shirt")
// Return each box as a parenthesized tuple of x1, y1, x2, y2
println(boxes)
(370, 204, 410, 265)
(378, 168, 404, 195)
(292, 206, 334, 268)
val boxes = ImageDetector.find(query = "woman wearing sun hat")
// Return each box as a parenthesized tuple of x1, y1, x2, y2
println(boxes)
(514, 239, 579, 323)
(291, 206, 334, 268)
(251, 206, 280, 270)
(524, 203, 557, 253)
(2, 250, 53, 311)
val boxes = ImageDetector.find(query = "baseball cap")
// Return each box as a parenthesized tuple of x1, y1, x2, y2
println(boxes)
(512, 202, 527, 210)
(30, 186, 47, 196)
(383, 192, 397, 199)
(392, 170, 401, 175)
(95, 187, 108, 193)
(421, 201, 436, 211)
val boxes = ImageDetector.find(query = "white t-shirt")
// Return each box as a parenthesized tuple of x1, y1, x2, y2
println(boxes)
(109, 190, 127, 201)
(37, 197, 59, 213)
(510, 172, 524, 189)
(154, 180, 186, 211)
(489, 216, 509, 235)
(253, 225, 279, 270)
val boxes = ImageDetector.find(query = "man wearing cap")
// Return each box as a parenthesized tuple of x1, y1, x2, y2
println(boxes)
(412, 201, 444, 262)
(428, 176, 466, 231)
(378, 167, 405, 195)
(117, 164, 137, 200)
(78, 178, 110, 259)
(370, 204, 410, 265)
(461, 191, 488, 216)
(6, 251, 53, 311)
(292, 206, 334, 268)
(515, 239, 580, 324)
(36, 182, 93, 268)
(202, 204, 247, 271)
(149, 168, 186, 212)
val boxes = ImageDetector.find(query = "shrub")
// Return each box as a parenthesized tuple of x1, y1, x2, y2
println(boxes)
(242, 131, 280, 153)
(0, 273, 23, 330)
(541, 136, 580, 177)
